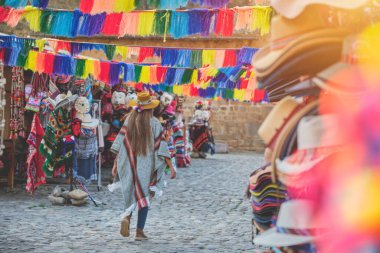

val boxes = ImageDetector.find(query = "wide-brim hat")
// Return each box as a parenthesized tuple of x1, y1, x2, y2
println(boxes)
(271, 0, 370, 19)
(271, 99, 319, 183)
(253, 5, 348, 75)
(258, 96, 301, 147)
(276, 114, 344, 177)
(312, 62, 369, 96)
(129, 91, 160, 110)
(254, 200, 322, 247)
(254, 30, 347, 77)
(256, 41, 343, 91)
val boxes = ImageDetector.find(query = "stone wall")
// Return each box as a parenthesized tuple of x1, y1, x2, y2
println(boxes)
(183, 98, 272, 152)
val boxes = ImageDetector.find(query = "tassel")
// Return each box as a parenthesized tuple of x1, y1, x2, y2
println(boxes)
(156, 66, 167, 83)
(202, 50, 216, 67)
(188, 9, 203, 35)
(51, 11, 73, 37)
(162, 49, 178, 67)
(79, 0, 94, 13)
(114, 0, 135, 13)
(215, 9, 234, 36)
(160, 0, 188, 9)
(109, 62, 120, 86)
(190, 50, 202, 68)
(44, 53, 55, 74)
(32, 0, 49, 9)
(36, 52, 45, 72)
(4, 0, 28, 8)
(181, 69, 193, 84)
(71, 10, 83, 37)
(92, 0, 115, 14)
(170, 11, 189, 39)
(139, 66, 150, 84)
(251, 6, 272, 36)
(176, 49, 191, 68)
(105, 45, 116, 60)
(99, 61, 110, 83)
(137, 11, 155, 37)
(223, 49, 237, 66)
(237, 47, 258, 65)
(25, 50, 38, 72)
(173, 68, 185, 84)
(115, 46, 128, 60)
(88, 12, 106, 36)
(102, 13, 123, 36)
(165, 68, 176, 85)
(119, 12, 139, 36)
(75, 59, 85, 77)
(6, 8, 23, 28)
(137, 47, 154, 63)
(134, 65, 142, 82)
(39, 9, 54, 34)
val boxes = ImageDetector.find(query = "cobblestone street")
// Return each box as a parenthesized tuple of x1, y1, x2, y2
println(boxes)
(1, 153, 263, 253)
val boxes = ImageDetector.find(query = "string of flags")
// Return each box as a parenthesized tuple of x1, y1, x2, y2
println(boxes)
(0, 5, 273, 39)
(79, 0, 231, 13)
(0, 34, 266, 102)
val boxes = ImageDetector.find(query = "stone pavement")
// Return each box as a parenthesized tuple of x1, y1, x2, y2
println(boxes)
(0, 153, 265, 253)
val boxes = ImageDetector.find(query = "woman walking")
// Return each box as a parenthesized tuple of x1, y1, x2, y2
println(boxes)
(111, 92, 176, 241)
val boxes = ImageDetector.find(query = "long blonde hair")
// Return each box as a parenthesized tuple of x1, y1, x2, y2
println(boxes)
(127, 109, 153, 156)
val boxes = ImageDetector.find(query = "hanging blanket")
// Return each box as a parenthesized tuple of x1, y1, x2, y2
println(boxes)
(26, 114, 46, 194)
(111, 117, 170, 217)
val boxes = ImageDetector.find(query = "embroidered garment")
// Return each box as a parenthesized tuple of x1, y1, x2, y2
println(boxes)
(189, 125, 209, 152)
(73, 128, 98, 181)
(111, 117, 170, 217)
(26, 114, 46, 194)
(39, 107, 74, 177)
(10, 66, 25, 139)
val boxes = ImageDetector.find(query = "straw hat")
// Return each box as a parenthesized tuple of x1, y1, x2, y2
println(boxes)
(258, 97, 300, 147)
(254, 200, 322, 247)
(271, 100, 319, 182)
(256, 42, 342, 91)
(253, 6, 347, 77)
(271, 0, 370, 19)
(129, 91, 160, 110)
(276, 115, 343, 177)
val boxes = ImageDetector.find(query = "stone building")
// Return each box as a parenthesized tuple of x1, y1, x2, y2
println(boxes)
(0, 0, 272, 151)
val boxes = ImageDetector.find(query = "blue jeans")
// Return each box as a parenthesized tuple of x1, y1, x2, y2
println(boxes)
(137, 207, 148, 229)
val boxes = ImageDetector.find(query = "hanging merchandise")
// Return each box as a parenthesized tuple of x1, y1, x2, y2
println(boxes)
(10, 66, 25, 139)
(79, 0, 230, 13)
(0, 34, 258, 69)
(26, 113, 46, 194)
(25, 72, 49, 112)
(0, 6, 272, 39)
(1, 0, 50, 9)
(0, 62, 6, 156)
(39, 105, 74, 178)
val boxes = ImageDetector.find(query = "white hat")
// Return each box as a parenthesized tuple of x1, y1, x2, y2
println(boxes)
(254, 200, 321, 247)
(271, 0, 370, 19)
(276, 114, 343, 176)
(75, 97, 98, 129)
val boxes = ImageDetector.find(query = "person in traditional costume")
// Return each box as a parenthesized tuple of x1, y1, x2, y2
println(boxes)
(111, 92, 176, 241)
(189, 100, 212, 158)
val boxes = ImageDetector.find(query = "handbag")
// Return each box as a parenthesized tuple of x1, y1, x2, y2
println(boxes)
(48, 79, 60, 100)
(25, 73, 49, 113)
(24, 84, 33, 100)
